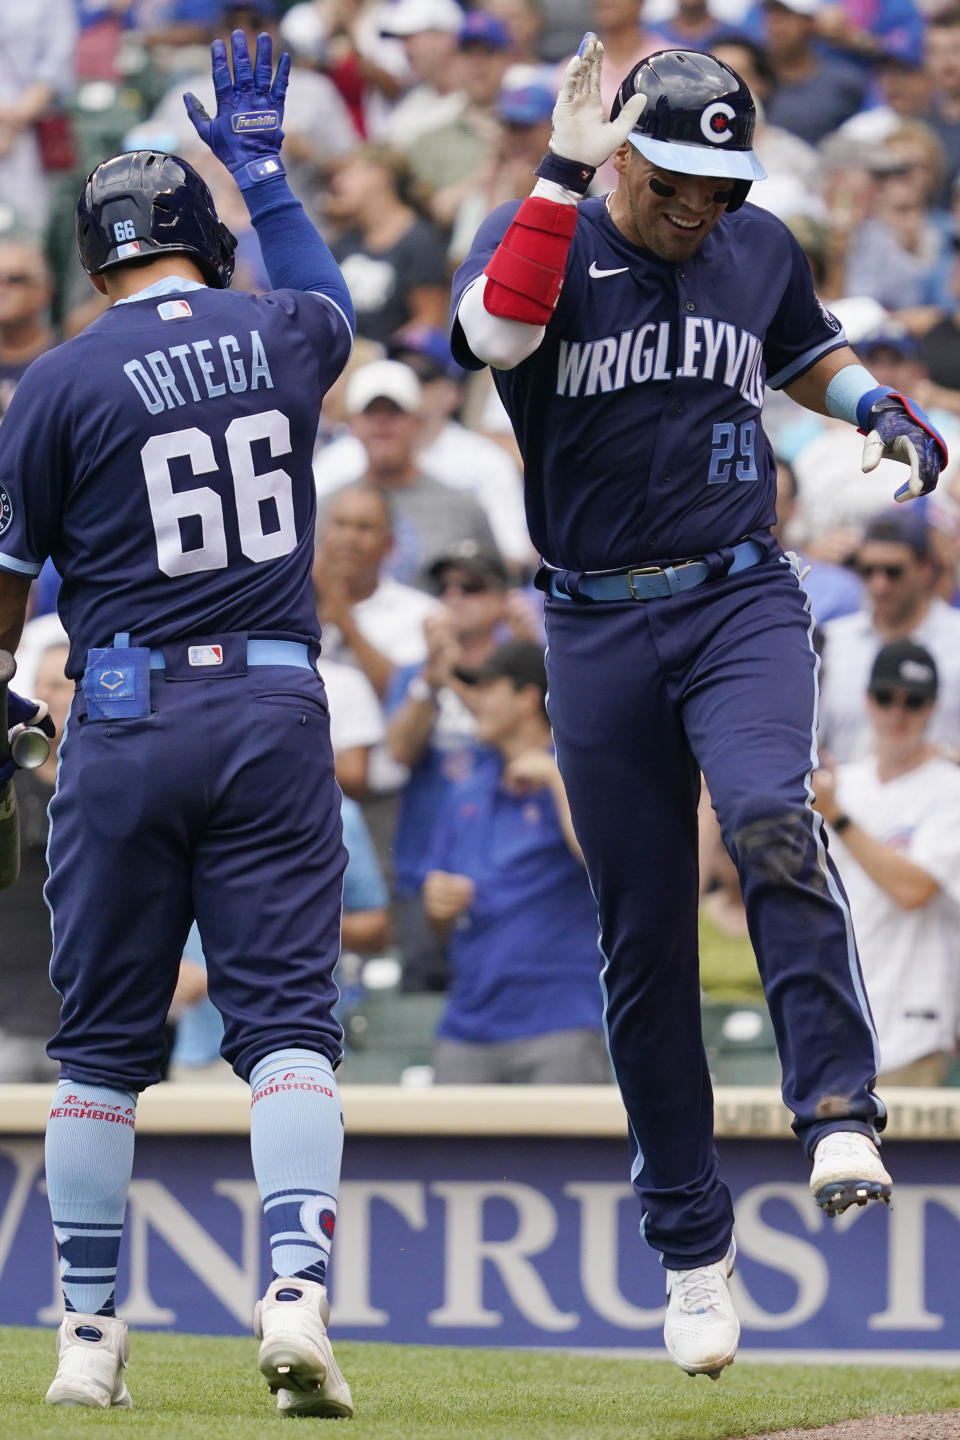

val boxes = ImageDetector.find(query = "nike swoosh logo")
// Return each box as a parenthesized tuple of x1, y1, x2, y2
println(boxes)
(588, 262, 628, 279)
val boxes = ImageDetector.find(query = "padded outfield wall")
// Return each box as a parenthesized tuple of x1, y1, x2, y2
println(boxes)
(1, 1084, 958, 1360)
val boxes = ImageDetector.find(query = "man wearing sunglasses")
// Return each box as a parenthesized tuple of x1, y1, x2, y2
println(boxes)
(819, 509, 960, 763)
(813, 640, 960, 1087)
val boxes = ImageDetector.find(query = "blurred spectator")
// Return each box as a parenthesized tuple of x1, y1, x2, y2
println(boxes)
(389, 322, 533, 571)
(813, 0, 925, 74)
(711, 35, 822, 218)
(0, 634, 71, 1081)
(326, 142, 449, 342)
(925, 8, 960, 206)
(843, 127, 952, 310)
(482, 0, 549, 67)
(385, 541, 526, 991)
(814, 641, 960, 1086)
(0, 233, 57, 421)
(144, 1, 358, 183)
(313, 482, 440, 697)
(169, 796, 391, 1079)
(318, 358, 500, 586)
(408, 9, 512, 226)
(0, 0, 78, 230)
(377, 0, 467, 146)
(423, 640, 609, 1084)
(318, 652, 386, 798)
(818, 510, 960, 762)
(834, 33, 932, 149)
(648, 0, 734, 53)
(774, 456, 864, 622)
(278, 0, 408, 138)
(762, 0, 869, 146)
(899, 236, 960, 397)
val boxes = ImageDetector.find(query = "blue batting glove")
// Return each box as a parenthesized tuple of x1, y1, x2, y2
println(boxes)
(184, 30, 290, 189)
(857, 387, 948, 502)
(2, 690, 55, 786)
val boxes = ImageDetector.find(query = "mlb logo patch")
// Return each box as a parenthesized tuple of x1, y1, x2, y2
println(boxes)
(188, 644, 224, 667)
(158, 299, 192, 320)
(116, 240, 141, 259)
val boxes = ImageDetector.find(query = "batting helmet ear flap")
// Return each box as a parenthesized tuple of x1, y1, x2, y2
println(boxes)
(724, 179, 752, 212)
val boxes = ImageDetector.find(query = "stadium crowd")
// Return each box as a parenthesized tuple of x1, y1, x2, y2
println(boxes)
(2, 0, 960, 1088)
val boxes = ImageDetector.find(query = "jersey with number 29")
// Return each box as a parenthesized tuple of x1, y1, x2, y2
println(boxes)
(451, 197, 847, 572)
(0, 283, 350, 677)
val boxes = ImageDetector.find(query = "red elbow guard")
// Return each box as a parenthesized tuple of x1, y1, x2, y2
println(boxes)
(483, 197, 578, 326)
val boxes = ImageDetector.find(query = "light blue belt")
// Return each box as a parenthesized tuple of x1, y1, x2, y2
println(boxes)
(148, 640, 314, 670)
(547, 538, 765, 602)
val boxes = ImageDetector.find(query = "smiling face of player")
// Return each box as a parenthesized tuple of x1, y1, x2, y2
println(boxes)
(608, 145, 734, 262)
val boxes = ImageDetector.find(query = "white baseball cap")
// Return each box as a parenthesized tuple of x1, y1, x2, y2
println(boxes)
(345, 360, 423, 415)
(379, 0, 464, 37)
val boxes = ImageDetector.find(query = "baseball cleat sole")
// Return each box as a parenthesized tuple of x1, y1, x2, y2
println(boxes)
(815, 1179, 892, 1217)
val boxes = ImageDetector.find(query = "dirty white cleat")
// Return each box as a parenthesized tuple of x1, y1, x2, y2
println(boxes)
(44, 1313, 132, 1408)
(255, 1277, 354, 1418)
(811, 1131, 892, 1216)
(664, 1240, 740, 1379)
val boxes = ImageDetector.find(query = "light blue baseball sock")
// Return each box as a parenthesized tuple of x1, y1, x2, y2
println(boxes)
(249, 1048, 344, 1287)
(45, 1080, 137, 1318)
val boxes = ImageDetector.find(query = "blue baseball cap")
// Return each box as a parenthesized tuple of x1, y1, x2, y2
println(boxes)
(498, 78, 555, 125)
(388, 323, 464, 380)
(459, 10, 511, 49)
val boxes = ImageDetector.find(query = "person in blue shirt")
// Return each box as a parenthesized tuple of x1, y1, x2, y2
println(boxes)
(423, 640, 610, 1084)
(0, 30, 355, 1417)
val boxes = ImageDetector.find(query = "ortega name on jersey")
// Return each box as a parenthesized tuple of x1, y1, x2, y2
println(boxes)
(556, 317, 764, 408)
(124, 329, 274, 414)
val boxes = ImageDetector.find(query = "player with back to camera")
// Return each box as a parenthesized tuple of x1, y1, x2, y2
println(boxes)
(451, 39, 948, 1379)
(0, 30, 357, 1418)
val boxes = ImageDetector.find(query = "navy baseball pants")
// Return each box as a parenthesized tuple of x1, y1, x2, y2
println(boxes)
(544, 551, 885, 1271)
(46, 649, 347, 1091)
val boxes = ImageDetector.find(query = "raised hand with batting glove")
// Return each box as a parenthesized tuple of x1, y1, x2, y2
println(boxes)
(184, 29, 290, 191)
(546, 32, 647, 174)
(857, 387, 948, 502)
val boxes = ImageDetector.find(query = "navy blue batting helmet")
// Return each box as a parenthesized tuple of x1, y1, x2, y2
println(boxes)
(610, 50, 765, 211)
(76, 150, 237, 288)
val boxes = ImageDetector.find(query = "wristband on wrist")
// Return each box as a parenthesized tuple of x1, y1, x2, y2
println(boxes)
(823, 364, 887, 429)
(831, 813, 852, 833)
(535, 152, 595, 195)
(232, 156, 286, 191)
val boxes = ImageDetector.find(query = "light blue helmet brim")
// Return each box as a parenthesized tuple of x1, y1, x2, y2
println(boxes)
(628, 133, 767, 181)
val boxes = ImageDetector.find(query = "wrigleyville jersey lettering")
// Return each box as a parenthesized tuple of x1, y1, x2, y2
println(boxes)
(451, 197, 847, 571)
(0, 286, 351, 676)
(556, 318, 765, 407)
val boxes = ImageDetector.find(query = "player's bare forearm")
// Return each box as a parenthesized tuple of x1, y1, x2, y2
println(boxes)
(0, 571, 31, 654)
(784, 345, 860, 415)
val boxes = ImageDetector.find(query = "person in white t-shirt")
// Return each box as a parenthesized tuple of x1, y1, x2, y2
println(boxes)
(314, 483, 440, 697)
(317, 655, 385, 800)
(813, 640, 960, 1085)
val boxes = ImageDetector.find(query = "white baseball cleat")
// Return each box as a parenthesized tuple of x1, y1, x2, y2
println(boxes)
(255, 1277, 354, 1418)
(44, 1312, 132, 1409)
(664, 1240, 740, 1379)
(811, 1131, 892, 1216)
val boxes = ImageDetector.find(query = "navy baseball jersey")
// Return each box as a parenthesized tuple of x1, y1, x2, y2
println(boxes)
(452, 198, 846, 570)
(0, 280, 350, 676)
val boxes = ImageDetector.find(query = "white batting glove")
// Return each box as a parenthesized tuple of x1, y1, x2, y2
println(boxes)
(549, 33, 647, 170)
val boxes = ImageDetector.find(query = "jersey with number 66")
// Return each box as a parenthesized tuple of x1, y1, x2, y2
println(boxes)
(0, 284, 349, 677)
(451, 197, 846, 571)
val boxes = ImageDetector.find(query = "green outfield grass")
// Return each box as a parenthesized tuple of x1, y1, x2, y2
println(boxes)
(4, 1327, 960, 1440)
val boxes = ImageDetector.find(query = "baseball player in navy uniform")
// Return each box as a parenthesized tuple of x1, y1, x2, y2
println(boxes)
(0, 32, 356, 1416)
(451, 41, 948, 1378)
